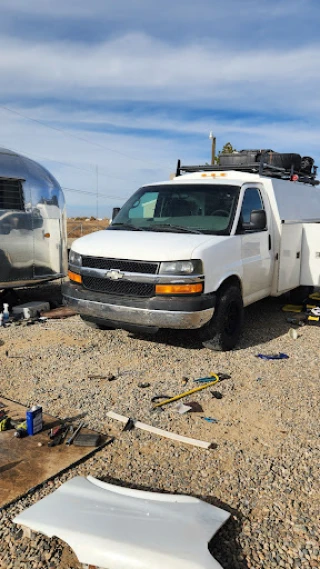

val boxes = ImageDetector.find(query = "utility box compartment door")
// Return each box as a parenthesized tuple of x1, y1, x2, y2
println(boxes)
(277, 223, 302, 293)
(300, 223, 320, 286)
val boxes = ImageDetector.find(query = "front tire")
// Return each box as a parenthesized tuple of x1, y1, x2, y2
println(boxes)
(200, 284, 244, 351)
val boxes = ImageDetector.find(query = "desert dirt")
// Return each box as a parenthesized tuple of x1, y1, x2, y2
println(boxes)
(67, 218, 109, 239)
(0, 282, 319, 569)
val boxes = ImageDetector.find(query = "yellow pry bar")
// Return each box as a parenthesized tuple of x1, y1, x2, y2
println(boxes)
(152, 373, 219, 409)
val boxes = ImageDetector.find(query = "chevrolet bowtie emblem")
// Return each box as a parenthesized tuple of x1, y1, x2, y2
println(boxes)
(105, 269, 123, 280)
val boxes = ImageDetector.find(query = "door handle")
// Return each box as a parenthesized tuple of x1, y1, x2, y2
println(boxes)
(268, 234, 271, 250)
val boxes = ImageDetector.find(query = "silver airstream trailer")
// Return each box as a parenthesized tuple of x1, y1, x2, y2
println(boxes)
(0, 148, 67, 289)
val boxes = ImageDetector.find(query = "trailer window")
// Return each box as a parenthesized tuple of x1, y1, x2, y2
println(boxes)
(0, 179, 24, 210)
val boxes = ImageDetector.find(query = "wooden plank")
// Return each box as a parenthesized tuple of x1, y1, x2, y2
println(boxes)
(107, 410, 214, 450)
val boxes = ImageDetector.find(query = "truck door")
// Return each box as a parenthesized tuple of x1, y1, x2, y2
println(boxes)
(238, 186, 273, 303)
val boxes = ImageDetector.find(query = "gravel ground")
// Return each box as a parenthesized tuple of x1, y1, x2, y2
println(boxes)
(0, 283, 319, 569)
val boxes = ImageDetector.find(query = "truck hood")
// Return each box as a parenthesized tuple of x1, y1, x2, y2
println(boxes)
(71, 230, 229, 262)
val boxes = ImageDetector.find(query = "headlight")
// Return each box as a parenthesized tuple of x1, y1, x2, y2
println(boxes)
(159, 260, 203, 275)
(68, 250, 82, 273)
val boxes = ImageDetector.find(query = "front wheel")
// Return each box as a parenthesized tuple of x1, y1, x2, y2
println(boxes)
(199, 284, 244, 351)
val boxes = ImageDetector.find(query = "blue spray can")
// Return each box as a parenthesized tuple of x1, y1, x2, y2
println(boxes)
(26, 405, 43, 435)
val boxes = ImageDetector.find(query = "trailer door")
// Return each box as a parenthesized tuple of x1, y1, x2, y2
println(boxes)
(33, 216, 61, 277)
(277, 222, 302, 293)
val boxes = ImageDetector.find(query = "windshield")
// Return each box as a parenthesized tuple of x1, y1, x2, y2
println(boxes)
(109, 183, 240, 235)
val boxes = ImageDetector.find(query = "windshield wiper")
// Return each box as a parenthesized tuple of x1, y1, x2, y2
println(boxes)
(109, 223, 145, 231)
(146, 224, 203, 234)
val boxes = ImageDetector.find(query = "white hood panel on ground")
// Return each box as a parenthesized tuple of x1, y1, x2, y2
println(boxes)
(14, 476, 230, 569)
(72, 230, 227, 262)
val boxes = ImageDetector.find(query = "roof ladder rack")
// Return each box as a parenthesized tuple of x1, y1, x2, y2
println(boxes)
(175, 159, 319, 186)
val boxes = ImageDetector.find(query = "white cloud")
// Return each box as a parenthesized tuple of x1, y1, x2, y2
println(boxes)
(1, 34, 320, 115)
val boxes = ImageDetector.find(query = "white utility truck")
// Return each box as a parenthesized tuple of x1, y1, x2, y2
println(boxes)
(63, 151, 320, 350)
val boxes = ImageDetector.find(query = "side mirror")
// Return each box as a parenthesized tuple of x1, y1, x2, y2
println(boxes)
(112, 207, 120, 221)
(250, 209, 266, 230)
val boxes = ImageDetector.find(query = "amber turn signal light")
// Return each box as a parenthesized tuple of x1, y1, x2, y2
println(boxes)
(155, 283, 203, 295)
(68, 270, 82, 284)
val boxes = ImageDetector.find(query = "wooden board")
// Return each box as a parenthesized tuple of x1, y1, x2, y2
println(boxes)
(0, 398, 110, 509)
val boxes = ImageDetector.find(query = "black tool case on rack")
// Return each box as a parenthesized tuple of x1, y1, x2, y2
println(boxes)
(219, 149, 302, 170)
(219, 149, 267, 167)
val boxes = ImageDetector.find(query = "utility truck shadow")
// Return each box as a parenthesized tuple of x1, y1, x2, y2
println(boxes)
(130, 296, 294, 351)
(238, 296, 293, 349)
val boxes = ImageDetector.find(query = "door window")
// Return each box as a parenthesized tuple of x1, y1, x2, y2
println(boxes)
(241, 188, 264, 223)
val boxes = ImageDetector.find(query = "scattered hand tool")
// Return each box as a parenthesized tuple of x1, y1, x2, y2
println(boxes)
(255, 353, 289, 360)
(73, 433, 101, 447)
(48, 424, 70, 447)
(0, 409, 7, 420)
(151, 394, 172, 404)
(282, 304, 303, 313)
(65, 421, 85, 445)
(194, 373, 230, 383)
(48, 425, 63, 439)
(88, 374, 115, 380)
(176, 401, 203, 414)
(123, 418, 135, 432)
(0, 417, 11, 431)
(310, 307, 320, 316)
(152, 374, 220, 409)
(210, 391, 223, 399)
(286, 317, 306, 326)
(14, 421, 28, 438)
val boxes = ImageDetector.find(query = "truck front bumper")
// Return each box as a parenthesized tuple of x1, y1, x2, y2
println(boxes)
(62, 282, 215, 330)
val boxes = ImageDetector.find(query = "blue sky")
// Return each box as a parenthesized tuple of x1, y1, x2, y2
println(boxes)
(1, 0, 320, 217)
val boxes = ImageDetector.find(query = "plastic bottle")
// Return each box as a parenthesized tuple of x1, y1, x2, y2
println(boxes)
(2, 304, 9, 324)
(0, 313, 3, 327)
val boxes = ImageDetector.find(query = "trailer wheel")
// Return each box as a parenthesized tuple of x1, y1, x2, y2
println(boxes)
(200, 284, 244, 351)
(80, 315, 113, 330)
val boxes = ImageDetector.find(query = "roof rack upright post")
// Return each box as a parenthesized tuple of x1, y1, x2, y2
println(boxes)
(176, 159, 181, 177)
(259, 160, 263, 176)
